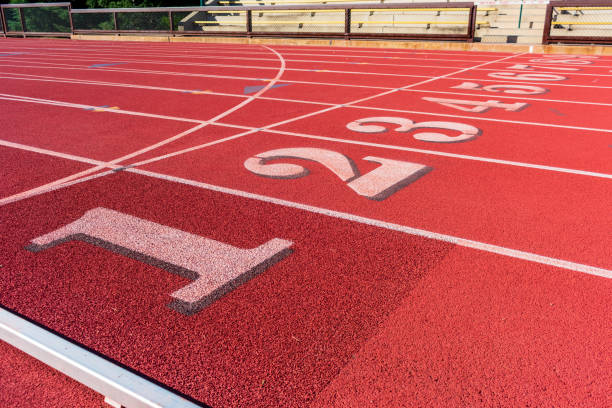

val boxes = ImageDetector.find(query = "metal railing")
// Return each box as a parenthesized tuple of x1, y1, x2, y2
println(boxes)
(1, 2, 476, 42)
(543, 0, 612, 44)
(1, 2, 72, 38)
(0, 306, 202, 408)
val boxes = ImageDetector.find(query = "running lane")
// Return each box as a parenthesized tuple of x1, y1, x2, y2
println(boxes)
(138, 132, 612, 270)
(0, 171, 453, 408)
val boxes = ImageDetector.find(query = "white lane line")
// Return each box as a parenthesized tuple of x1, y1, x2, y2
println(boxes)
(6, 57, 612, 93)
(124, 53, 527, 169)
(234, 52, 526, 133)
(203, 45, 286, 123)
(8, 50, 611, 182)
(346, 103, 612, 134)
(3, 100, 609, 181)
(2, 132, 609, 278)
(0, 139, 107, 166)
(129, 129, 257, 168)
(0, 123, 207, 206)
(262, 128, 612, 179)
(399, 87, 612, 108)
(5, 46, 497, 64)
(0, 72, 249, 101)
(3, 53, 487, 78)
(0, 45, 287, 205)
(129, 168, 612, 280)
(10, 52, 612, 79)
(5, 70, 612, 110)
(0, 42, 518, 58)
(0, 93, 205, 124)
(0, 61, 394, 91)
(4, 43, 513, 59)
(0, 170, 115, 207)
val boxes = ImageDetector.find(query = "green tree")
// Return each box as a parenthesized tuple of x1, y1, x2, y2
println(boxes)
(2, 0, 202, 33)
(6, 0, 71, 33)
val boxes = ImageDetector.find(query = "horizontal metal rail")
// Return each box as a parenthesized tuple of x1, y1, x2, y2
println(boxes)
(69, 3, 474, 13)
(543, 0, 612, 44)
(0, 2, 70, 9)
(557, 6, 612, 10)
(554, 20, 612, 24)
(218, 0, 393, 3)
(0, 307, 202, 408)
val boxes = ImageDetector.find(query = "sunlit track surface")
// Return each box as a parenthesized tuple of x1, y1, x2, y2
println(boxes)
(1, 38, 611, 408)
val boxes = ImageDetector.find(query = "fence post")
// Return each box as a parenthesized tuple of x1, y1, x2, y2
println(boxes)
(68, 4, 74, 36)
(169, 11, 173, 35)
(344, 8, 351, 40)
(467, 4, 477, 42)
(19, 6, 26, 38)
(246, 9, 252, 38)
(113, 11, 118, 32)
(0, 6, 7, 38)
(541, 2, 553, 44)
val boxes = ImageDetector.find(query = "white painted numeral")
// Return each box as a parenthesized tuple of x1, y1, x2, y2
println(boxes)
(528, 57, 594, 65)
(422, 97, 527, 113)
(535, 54, 597, 58)
(346, 116, 480, 142)
(488, 72, 566, 81)
(244, 147, 431, 201)
(451, 82, 548, 95)
(27, 208, 293, 315)
(506, 64, 580, 71)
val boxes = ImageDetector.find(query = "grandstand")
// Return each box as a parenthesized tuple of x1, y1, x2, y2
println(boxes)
(176, 0, 547, 44)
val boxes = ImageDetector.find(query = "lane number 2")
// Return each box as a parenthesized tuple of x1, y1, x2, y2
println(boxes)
(244, 147, 431, 201)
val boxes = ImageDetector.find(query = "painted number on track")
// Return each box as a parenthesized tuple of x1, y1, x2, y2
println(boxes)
(244, 147, 431, 201)
(488, 72, 567, 81)
(27, 207, 293, 315)
(452, 82, 548, 95)
(422, 97, 528, 113)
(347, 116, 481, 142)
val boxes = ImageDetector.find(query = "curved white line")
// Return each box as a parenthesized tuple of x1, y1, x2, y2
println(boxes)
(0, 46, 287, 205)
(205, 45, 286, 124)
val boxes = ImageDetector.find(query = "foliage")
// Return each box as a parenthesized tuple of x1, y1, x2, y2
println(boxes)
(5, 1, 71, 33)
(3, 0, 202, 33)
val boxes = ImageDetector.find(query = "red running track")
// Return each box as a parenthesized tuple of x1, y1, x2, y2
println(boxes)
(0, 38, 611, 408)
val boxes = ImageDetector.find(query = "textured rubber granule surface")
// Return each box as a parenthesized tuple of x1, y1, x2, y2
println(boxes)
(0, 340, 105, 408)
(0, 171, 454, 407)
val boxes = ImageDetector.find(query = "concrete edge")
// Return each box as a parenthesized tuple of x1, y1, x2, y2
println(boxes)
(0, 307, 202, 408)
(70, 33, 612, 55)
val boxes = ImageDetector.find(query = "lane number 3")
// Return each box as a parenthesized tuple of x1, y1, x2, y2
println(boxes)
(346, 116, 480, 142)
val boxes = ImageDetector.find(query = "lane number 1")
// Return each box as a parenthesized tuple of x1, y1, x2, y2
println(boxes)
(27, 207, 293, 315)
